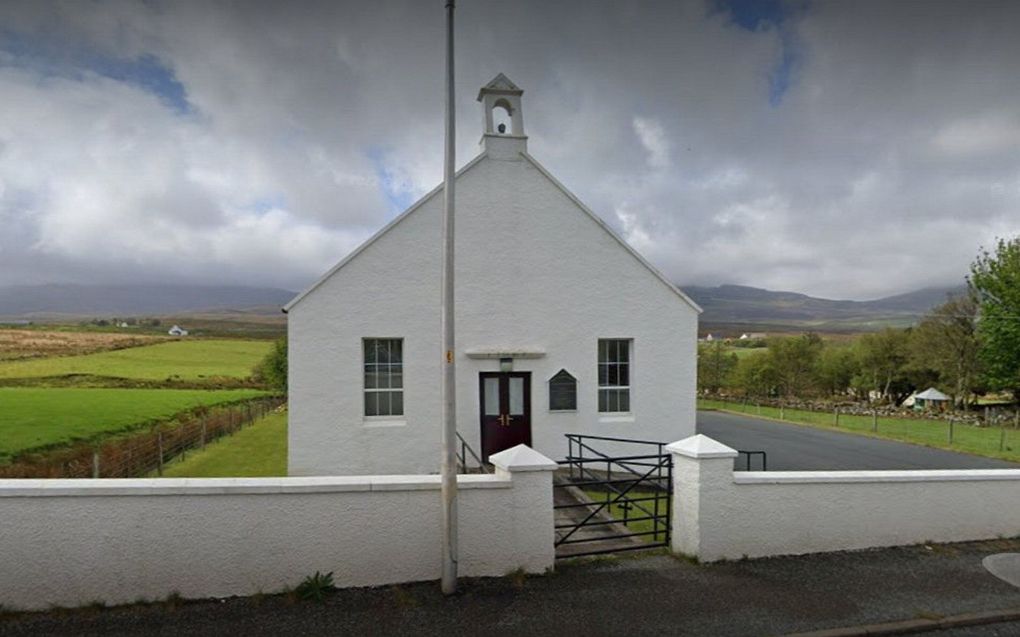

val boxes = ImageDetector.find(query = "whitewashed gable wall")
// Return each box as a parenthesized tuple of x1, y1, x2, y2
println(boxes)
(288, 150, 696, 475)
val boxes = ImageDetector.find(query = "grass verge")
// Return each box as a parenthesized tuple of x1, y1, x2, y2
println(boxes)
(581, 489, 669, 543)
(161, 410, 287, 477)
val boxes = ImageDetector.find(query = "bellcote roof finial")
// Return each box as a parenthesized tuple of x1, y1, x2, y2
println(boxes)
(476, 73, 522, 101)
(477, 73, 526, 148)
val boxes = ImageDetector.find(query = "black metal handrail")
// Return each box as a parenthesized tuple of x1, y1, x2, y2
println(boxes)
(563, 433, 668, 446)
(455, 432, 490, 474)
(737, 450, 767, 471)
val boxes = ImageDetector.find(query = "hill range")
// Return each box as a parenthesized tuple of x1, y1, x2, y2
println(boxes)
(683, 284, 968, 333)
(0, 282, 967, 333)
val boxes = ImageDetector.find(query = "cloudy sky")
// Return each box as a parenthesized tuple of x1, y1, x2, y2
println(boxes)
(1, 0, 1018, 300)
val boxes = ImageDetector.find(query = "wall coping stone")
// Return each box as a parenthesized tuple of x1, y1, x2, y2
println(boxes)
(0, 474, 513, 498)
(734, 469, 1020, 485)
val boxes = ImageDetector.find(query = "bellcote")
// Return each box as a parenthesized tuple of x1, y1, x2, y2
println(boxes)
(477, 73, 526, 159)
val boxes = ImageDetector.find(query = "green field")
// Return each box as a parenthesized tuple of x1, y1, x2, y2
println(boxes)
(0, 339, 272, 381)
(0, 387, 266, 459)
(726, 346, 766, 359)
(162, 411, 288, 477)
(699, 398, 1020, 463)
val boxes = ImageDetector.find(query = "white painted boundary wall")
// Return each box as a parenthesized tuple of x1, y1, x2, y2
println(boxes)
(669, 435, 1020, 562)
(0, 445, 556, 611)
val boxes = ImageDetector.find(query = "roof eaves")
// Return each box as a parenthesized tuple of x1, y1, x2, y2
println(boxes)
(520, 152, 702, 314)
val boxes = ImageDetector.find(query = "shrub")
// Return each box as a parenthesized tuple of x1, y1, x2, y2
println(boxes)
(254, 337, 287, 393)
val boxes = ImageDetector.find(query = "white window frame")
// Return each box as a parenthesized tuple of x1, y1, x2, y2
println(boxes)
(363, 338, 404, 419)
(597, 338, 632, 414)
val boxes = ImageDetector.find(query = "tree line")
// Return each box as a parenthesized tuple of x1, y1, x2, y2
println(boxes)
(699, 237, 1020, 408)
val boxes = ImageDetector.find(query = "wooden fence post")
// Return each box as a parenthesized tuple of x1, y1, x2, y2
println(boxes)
(779, 404, 784, 420)
(834, 408, 839, 427)
(948, 418, 954, 445)
(92, 449, 100, 479)
(157, 431, 164, 476)
(872, 410, 878, 433)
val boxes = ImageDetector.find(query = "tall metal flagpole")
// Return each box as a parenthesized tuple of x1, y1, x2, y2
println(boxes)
(440, 0, 459, 596)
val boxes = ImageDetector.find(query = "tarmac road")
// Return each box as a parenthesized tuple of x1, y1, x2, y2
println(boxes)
(696, 409, 1019, 471)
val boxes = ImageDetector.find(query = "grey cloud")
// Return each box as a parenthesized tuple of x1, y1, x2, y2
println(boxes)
(0, 0, 1017, 299)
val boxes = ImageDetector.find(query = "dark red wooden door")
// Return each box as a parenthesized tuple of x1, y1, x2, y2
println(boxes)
(479, 372, 531, 461)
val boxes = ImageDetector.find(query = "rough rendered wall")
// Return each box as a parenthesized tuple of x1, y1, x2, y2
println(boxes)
(287, 181, 444, 475)
(0, 469, 554, 611)
(672, 452, 1020, 561)
(288, 147, 698, 475)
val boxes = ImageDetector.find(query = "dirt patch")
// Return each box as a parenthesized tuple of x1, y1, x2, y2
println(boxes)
(0, 329, 166, 361)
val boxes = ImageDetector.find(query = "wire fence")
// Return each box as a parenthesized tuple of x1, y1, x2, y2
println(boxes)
(0, 396, 286, 479)
(699, 397, 1020, 460)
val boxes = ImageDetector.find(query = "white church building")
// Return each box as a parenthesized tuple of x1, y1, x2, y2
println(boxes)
(285, 74, 700, 475)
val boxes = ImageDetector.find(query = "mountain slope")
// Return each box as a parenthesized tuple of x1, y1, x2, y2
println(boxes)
(681, 284, 967, 328)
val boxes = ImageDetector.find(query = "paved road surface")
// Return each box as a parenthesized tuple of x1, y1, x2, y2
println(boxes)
(697, 410, 1019, 470)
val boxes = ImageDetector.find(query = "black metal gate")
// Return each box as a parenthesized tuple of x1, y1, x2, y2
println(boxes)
(554, 434, 672, 559)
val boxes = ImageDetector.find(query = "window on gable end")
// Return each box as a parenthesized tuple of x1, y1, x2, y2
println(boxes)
(364, 338, 404, 417)
(598, 339, 631, 413)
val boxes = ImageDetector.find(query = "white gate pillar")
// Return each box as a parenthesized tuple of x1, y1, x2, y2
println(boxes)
(666, 434, 738, 560)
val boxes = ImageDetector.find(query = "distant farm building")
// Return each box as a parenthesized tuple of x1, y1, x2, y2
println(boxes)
(910, 387, 951, 411)
(167, 325, 189, 337)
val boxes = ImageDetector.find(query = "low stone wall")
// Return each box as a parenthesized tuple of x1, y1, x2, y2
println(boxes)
(707, 396, 1019, 426)
(669, 435, 1020, 561)
(0, 445, 557, 611)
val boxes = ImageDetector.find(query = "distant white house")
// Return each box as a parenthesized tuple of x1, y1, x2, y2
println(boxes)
(167, 325, 189, 337)
(740, 332, 766, 340)
(285, 74, 701, 475)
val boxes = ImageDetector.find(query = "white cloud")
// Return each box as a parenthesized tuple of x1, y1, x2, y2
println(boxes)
(632, 117, 671, 170)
